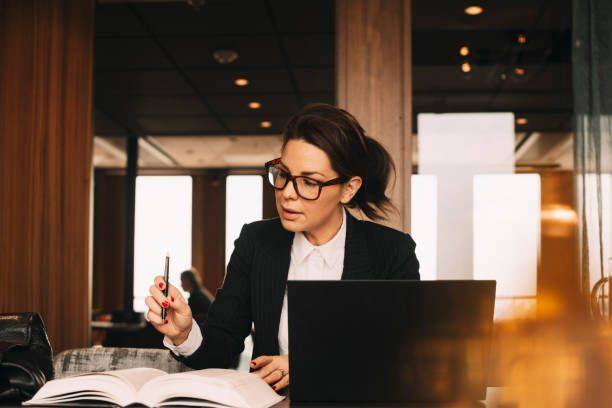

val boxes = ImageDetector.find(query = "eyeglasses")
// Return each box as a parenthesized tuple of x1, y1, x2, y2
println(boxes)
(265, 158, 349, 200)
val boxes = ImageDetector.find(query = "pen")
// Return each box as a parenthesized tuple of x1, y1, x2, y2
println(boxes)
(161, 252, 169, 321)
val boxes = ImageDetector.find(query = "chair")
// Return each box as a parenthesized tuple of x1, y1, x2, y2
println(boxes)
(53, 346, 193, 379)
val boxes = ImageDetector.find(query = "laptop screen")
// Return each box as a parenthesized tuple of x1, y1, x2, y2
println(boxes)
(287, 280, 496, 403)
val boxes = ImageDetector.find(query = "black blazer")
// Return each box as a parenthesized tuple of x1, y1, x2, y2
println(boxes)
(174, 211, 420, 369)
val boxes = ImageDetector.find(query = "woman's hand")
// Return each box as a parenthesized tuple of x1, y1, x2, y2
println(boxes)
(145, 276, 193, 345)
(250, 355, 289, 391)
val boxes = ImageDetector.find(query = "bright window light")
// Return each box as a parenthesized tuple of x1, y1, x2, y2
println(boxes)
(226, 176, 263, 267)
(473, 174, 540, 320)
(411, 175, 438, 280)
(133, 176, 193, 312)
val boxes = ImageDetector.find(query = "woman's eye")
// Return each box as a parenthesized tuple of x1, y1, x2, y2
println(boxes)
(303, 179, 319, 187)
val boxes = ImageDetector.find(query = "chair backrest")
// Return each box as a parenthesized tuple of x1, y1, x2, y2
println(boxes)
(53, 347, 192, 379)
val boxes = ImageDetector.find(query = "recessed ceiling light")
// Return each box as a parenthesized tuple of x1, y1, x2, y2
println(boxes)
(500, 73, 508, 80)
(212, 49, 239, 64)
(459, 46, 470, 56)
(514, 67, 526, 76)
(260, 121, 272, 128)
(248, 101, 261, 109)
(517, 34, 527, 44)
(461, 61, 472, 73)
(464, 6, 483, 15)
(516, 117, 528, 125)
(234, 78, 249, 86)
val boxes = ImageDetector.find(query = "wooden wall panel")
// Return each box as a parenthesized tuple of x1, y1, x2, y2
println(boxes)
(92, 172, 126, 313)
(0, 0, 94, 353)
(336, 0, 413, 231)
(192, 172, 227, 294)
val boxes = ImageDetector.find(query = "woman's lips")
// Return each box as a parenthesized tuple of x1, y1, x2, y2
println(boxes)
(281, 207, 301, 221)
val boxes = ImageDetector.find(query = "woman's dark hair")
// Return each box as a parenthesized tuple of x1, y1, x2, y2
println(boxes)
(282, 103, 396, 220)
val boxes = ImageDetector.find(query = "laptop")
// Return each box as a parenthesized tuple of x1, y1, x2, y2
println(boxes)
(287, 280, 496, 404)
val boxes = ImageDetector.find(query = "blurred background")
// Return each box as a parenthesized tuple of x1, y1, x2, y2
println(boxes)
(92, 0, 575, 321)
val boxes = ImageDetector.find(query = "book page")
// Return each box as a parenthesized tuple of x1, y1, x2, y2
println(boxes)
(138, 369, 284, 408)
(23, 368, 167, 407)
(103, 367, 167, 392)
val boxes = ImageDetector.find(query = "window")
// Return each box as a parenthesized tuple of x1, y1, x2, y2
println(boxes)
(413, 113, 541, 320)
(133, 176, 193, 312)
(225, 175, 263, 267)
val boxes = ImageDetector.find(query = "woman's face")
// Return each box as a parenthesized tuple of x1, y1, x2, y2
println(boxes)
(275, 139, 345, 234)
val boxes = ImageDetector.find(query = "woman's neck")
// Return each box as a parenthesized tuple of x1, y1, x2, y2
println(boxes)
(303, 207, 344, 246)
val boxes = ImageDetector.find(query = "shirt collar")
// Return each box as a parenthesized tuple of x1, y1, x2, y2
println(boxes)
(292, 209, 347, 268)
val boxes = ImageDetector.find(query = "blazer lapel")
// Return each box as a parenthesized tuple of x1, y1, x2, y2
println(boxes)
(341, 211, 373, 280)
(261, 221, 294, 353)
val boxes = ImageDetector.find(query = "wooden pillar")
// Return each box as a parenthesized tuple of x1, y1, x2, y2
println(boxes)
(0, 0, 94, 353)
(192, 172, 227, 294)
(336, 0, 413, 231)
(93, 172, 126, 313)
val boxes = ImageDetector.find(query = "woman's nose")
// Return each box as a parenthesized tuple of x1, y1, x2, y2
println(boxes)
(281, 179, 298, 200)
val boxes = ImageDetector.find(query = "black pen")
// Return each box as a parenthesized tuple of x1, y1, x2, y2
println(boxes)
(161, 252, 170, 321)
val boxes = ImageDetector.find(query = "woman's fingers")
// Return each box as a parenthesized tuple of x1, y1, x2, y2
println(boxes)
(149, 284, 169, 308)
(272, 374, 290, 391)
(262, 369, 285, 385)
(145, 296, 162, 315)
(149, 277, 190, 315)
(250, 355, 273, 370)
(254, 363, 282, 381)
(251, 355, 289, 388)
(146, 309, 164, 325)
(152, 276, 190, 314)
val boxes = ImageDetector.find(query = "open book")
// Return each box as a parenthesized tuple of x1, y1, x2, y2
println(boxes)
(23, 368, 285, 408)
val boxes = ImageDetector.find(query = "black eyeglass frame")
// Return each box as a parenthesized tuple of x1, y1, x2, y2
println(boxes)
(264, 158, 350, 200)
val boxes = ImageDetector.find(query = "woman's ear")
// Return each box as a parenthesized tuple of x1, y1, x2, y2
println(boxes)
(340, 176, 363, 204)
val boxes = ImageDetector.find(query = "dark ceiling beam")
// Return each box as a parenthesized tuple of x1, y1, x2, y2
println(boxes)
(93, 91, 332, 98)
(413, 108, 572, 114)
(96, 32, 334, 39)
(414, 89, 571, 96)
(263, 0, 304, 107)
(95, 65, 334, 73)
(95, 104, 145, 138)
(127, 4, 231, 133)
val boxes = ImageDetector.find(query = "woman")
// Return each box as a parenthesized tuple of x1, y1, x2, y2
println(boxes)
(145, 103, 420, 392)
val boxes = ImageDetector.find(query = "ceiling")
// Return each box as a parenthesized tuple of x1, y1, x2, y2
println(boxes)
(94, 0, 334, 138)
(94, 0, 573, 169)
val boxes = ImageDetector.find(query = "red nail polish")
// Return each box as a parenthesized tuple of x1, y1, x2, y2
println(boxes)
(164, 320, 168, 324)
(250, 361, 256, 367)
(158, 282, 164, 289)
(162, 301, 169, 308)
(272, 386, 276, 391)
(171, 296, 175, 302)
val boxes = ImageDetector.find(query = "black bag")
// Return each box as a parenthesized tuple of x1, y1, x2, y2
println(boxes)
(0, 312, 54, 402)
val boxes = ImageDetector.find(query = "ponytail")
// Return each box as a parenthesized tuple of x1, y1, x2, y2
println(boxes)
(347, 136, 396, 220)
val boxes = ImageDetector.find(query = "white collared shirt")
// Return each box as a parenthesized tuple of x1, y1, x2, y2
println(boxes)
(278, 209, 346, 354)
(163, 210, 347, 357)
